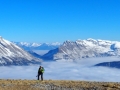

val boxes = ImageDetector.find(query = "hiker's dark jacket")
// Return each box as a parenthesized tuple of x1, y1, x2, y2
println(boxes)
(38, 68, 44, 74)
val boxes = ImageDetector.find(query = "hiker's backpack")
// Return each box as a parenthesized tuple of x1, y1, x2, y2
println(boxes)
(39, 67, 45, 73)
(42, 67, 45, 73)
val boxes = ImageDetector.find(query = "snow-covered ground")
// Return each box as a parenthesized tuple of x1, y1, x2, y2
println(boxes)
(0, 57, 120, 82)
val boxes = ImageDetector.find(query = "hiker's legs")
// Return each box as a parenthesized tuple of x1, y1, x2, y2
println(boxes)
(41, 73, 43, 81)
(37, 74, 40, 80)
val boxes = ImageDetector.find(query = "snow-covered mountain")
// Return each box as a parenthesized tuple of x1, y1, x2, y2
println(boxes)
(0, 36, 42, 66)
(14, 42, 61, 50)
(42, 38, 120, 60)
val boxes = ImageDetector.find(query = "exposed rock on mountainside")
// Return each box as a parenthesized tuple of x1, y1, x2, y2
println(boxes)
(0, 36, 42, 66)
(42, 38, 120, 60)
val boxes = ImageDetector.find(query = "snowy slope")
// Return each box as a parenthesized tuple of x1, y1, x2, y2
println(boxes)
(42, 38, 120, 60)
(0, 36, 42, 66)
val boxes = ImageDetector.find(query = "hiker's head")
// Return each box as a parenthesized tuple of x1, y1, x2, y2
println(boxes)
(40, 66, 42, 68)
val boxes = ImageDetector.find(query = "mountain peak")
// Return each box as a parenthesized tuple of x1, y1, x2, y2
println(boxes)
(114, 42, 120, 49)
(0, 37, 42, 66)
(87, 38, 96, 41)
(43, 39, 120, 60)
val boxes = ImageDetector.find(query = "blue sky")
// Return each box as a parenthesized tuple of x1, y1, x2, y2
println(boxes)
(0, 0, 120, 43)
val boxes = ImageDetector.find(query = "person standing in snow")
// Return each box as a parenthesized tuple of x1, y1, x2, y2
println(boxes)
(37, 66, 44, 81)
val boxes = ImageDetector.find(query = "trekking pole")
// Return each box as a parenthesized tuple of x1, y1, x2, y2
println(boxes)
(36, 74, 38, 77)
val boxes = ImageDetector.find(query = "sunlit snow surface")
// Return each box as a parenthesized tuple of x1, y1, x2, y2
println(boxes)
(0, 57, 120, 82)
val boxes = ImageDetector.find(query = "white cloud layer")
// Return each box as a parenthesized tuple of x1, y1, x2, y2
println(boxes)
(0, 57, 120, 82)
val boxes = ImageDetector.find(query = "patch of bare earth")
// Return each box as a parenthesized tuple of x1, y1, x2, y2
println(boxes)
(0, 79, 120, 90)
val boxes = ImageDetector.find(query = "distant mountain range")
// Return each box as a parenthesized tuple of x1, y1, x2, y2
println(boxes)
(42, 38, 120, 60)
(0, 36, 42, 66)
(95, 61, 120, 68)
(13, 42, 61, 50)
(1, 36, 120, 67)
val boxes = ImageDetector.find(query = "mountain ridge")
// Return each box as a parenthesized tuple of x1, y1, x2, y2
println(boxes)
(0, 36, 42, 66)
(42, 38, 120, 60)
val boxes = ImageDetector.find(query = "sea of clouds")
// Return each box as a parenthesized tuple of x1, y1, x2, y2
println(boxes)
(0, 57, 120, 82)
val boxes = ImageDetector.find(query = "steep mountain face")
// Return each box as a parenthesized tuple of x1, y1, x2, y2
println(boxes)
(42, 38, 120, 60)
(0, 36, 42, 66)
(14, 42, 61, 50)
